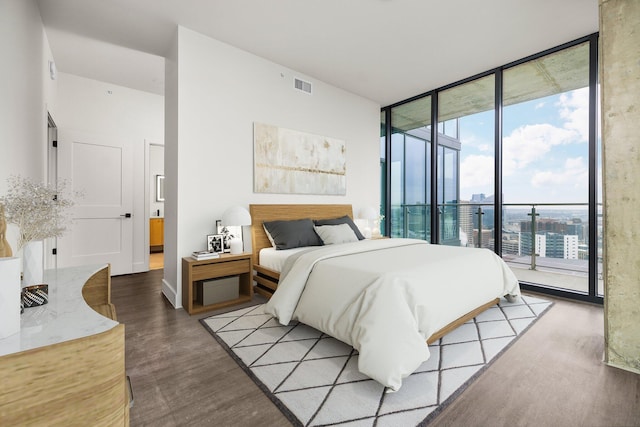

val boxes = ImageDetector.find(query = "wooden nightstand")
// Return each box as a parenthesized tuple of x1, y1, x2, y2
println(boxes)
(182, 252, 253, 315)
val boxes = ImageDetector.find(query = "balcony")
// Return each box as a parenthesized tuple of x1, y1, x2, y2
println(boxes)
(390, 202, 603, 298)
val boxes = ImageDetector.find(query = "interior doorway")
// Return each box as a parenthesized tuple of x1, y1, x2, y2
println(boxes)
(149, 143, 164, 270)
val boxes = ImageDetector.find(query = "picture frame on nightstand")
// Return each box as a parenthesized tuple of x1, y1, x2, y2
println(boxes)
(206, 234, 224, 253)
(216, 222, 242, 253)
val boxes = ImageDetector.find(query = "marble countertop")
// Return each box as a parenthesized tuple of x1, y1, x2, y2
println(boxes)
(0, 264, 119, 357)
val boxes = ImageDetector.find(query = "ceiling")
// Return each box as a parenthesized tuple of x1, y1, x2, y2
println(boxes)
(36, 0, 599, 106)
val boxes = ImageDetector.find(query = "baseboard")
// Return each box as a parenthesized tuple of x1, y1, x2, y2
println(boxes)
(161, 279, 180, 309)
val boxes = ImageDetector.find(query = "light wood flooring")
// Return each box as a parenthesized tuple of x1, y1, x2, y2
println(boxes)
(111, 270, 640, 427)
(149, 252, 163, 270)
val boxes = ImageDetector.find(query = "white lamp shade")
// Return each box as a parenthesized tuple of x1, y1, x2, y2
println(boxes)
(222, 206, 252, 226)
(360, 206, 378, 220)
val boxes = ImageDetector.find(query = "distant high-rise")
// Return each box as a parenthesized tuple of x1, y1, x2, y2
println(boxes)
(458, 201, 474, 247)
(564, 235, 579, 260)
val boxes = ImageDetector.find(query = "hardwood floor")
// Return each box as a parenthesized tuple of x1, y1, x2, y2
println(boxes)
(111, 271, 640, 427)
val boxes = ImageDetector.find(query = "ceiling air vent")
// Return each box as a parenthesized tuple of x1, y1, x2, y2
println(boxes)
(294, 78, 312, 94)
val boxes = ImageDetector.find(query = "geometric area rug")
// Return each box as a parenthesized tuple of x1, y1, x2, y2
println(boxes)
(200, 295, 552, 427)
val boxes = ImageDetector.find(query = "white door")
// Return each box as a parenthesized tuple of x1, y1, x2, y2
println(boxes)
(57, 130, 133, 275)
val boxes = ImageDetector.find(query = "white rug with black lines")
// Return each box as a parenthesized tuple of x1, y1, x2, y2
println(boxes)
(201, 295, 552, 426)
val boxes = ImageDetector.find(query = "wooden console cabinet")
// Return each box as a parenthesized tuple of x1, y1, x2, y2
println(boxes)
(182, 253, 253, 315)
(0, 265, 129, 426)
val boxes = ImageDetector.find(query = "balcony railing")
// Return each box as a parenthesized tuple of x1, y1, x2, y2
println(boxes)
(389, 202, 603, 296)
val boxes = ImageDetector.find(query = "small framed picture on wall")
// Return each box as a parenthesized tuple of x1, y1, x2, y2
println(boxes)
(206, 234, 224, 253)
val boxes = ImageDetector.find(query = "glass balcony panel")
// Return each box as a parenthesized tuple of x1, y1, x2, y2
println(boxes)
(502, 204, 589, 294)
(405, 204, 429, 240)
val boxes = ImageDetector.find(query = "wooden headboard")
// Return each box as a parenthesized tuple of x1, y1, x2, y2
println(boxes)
(249, 204, 354, 266)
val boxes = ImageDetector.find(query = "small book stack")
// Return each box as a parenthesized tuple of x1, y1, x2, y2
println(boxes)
(192, 250, 220, 260)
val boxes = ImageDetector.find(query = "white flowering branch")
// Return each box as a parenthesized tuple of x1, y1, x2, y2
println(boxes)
(0, 176, 77, 251)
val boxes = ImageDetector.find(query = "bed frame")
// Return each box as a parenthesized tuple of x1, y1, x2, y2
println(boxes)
(249, 203, 499, 344)
(250, 204, 355, 298)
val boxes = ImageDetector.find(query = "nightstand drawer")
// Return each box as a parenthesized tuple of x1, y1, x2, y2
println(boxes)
(192, 259, 250, 281)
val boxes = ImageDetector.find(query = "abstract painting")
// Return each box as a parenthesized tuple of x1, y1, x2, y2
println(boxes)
(254, 122, 346, 195)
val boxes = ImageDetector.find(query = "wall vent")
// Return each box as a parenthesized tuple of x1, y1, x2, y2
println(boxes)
(294, 78, 312, 94)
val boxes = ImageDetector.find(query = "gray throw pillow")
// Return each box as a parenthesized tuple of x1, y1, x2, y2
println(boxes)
(263, 218, 323, 250)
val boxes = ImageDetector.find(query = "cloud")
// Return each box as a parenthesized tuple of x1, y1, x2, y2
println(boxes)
(530, 157, 588, 194)
(503, 123, 577, 176)
(535, 102, 545, 109)
(503, 87, 589, 178)
(557, 87, 589, 142)
(460, 154, 494, 189)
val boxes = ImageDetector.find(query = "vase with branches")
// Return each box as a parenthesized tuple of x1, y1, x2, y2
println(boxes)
(0, 175, 76, 251)
(0, 203, 12, 257)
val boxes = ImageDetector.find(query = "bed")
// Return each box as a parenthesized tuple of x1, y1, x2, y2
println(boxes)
(249, 204, 520, 391)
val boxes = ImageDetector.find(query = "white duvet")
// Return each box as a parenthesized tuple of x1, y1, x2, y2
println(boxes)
(263, 238, 520, 391)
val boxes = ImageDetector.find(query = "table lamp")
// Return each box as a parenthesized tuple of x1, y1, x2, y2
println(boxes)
(360, 206, 378, 239)
(222, 206, 252, 254)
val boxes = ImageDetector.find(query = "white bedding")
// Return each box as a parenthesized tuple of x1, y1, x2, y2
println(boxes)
(258, 247, 311, 272)
(263, 238, 520, 391)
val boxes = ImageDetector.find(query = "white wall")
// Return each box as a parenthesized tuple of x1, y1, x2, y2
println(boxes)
(164, 26, 381, 307)
(163, 30, 180, 305)
(55, 73, 164, 272)
(0, 0, 57, 252)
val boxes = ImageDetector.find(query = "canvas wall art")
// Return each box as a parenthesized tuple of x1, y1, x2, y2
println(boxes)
(254, 122, 346, 195)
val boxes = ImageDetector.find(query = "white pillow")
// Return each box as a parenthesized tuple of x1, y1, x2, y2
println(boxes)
(314, 223, 359, 245)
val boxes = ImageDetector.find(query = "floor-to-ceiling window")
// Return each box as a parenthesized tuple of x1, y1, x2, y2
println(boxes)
(502, 41, 591, 295)
(437, 74, 495, 248)
(380, 34, 602, 303)
(389, 96, 432, 239)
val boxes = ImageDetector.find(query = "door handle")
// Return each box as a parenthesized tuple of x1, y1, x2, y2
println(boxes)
(120, 213, 132, 218)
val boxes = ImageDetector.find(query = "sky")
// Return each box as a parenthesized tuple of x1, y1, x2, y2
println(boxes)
(458, 86, 593, 204)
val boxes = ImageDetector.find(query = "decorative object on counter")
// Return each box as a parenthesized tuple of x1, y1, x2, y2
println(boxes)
(0, 175, 77, 285)
(22, 240, 44, 286)
(0, 204, 12, 257)
(20, 284, 49, 309)
(0, 257, 21, 338)
(221, 206, 251, 254)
